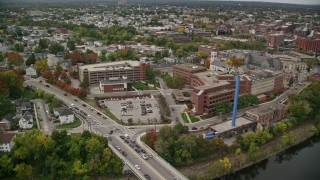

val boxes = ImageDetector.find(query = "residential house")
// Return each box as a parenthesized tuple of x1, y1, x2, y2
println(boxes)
(19, 111, 33, 129)
(26, 64, 37, 77)
(0, 133, 16, 152)
(0, 114, 14, 131)
(53, 107, 74, 125)
(14, 99, 33, 118)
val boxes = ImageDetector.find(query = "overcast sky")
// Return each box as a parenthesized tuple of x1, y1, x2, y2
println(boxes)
(236, 0, 319, 5)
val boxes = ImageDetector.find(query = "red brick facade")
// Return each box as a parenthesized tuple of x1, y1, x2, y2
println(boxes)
(297, 37, 320, 52)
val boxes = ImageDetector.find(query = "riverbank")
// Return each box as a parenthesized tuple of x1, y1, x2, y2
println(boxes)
(178, 121, 316, 179)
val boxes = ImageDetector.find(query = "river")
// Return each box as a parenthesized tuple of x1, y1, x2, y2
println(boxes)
(223, 136, 320, 180)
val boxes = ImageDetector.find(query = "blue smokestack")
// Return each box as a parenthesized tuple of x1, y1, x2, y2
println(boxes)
(232, 75, 240, 128)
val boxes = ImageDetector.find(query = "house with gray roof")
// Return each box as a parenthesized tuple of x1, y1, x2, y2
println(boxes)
(19, 111, 33, 129)
(53, 107, 74, 125)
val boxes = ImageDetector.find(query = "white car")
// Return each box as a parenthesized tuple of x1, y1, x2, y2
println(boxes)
(134, 164, 140, 170)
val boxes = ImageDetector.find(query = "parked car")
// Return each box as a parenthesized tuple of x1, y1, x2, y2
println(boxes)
(63, 93, 67, 96)
(124, 139, 129, 143)
(135, 149, 140, 153)
(141, 149, 146, 153)
(109, 130, 113, 135)
(102, 116, 107, 119)
(115, 146, 121, 151)
(108, 137, 112, 141)
(82, 104, 86, 107)
(45, 85, 50, 88)
(74, 99, 78, 102)
(128, 127, 134, 129)
(135, 144, 140, 148)
(120, 135, 125, 139)
(192, 127, 198, 130)
(122, 151, 127, 156)
(97, 112, 101, 115)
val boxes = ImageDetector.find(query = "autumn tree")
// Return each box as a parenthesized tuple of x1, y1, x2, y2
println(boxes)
(5, 51, 24, 66)
(0, 70, 24, 98)
(143, 129, 158, 149)
(35, 59, 49, 74)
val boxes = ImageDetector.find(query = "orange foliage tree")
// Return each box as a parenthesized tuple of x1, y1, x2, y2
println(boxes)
(5, 51, 24, 66)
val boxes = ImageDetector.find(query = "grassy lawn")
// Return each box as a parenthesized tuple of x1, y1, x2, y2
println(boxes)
(103, 108, 119, 122)
(133, 81, 157, 90)
(200, 114, 209, 120)
(181, 112, 189, 123)
(56, 118, 82, 129)
(133, 82, 148, 90)
(84, 99, 119, 122)
(22, 89, 37, 99)
(189, 114, 200, 123)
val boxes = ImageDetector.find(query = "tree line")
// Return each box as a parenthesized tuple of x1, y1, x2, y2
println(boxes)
(0, 130, 123, 179)
(143, 124, 228, 166)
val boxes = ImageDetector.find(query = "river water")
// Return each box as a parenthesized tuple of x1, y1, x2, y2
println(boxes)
(223, 136, 320, 180)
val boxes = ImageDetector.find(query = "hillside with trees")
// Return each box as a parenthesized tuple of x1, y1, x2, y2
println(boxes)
(0, 130, 123, 179)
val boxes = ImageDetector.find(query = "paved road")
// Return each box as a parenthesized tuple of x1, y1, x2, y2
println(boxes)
(24, 79, 188, 180)
(32, 99, 54, 135)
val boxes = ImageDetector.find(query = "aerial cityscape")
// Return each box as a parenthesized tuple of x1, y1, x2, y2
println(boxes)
(0, 0, 320, 179)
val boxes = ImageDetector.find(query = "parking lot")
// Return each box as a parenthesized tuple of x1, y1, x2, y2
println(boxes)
(100, 97, 161, 124)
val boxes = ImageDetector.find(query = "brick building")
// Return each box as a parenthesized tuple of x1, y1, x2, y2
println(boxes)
(242, 72, 284, 96)
(99, 78, 132, 93)
(297, 37, 320, 52)
(78, 61, 148, 85)
(173, 64, 206, 85)
(245, 104, 287, 127)
(198, 45, 219, 55)
(268, 34, 285, 47)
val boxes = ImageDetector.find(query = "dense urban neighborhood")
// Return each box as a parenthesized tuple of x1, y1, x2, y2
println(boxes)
(0, 0, 320, 179)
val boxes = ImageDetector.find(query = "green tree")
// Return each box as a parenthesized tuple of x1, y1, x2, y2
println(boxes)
(197, 51, 209, 59)
(67, 40, 76, 51)
(288, 100, 312, 122)
(25, 53, 36, 66)
(0, 52, 4, 62)
(79, 78, 89, 89)
(248, 142, 259, 160)
(55, 63, 63, 73)
(11, 43, 24, 52)
(0, 96, 13, 118)
(0, 155, 13, 178)
(35, 59, 49, 74)
(39, 38, 49, 49)
(49, 42, 64, 55)
(13, 163, 33, 179)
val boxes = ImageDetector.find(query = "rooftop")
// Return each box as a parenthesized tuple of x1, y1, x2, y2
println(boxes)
(79, 60, 141, 72)
(193, 71, 230, 87)
(100, 78, 132, 84)
(0, 133, 16, 144)
(54, 107, 73, 116)
(210, 117, 253, 133)
(173, 63, 206, 73)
